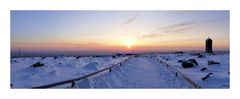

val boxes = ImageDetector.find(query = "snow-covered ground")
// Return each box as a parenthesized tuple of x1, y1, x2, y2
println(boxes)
(83, 57, 193, 88)
(11, 56, 127, 88)
(11, 52, 229, 88)
(155, 52, 229, 88)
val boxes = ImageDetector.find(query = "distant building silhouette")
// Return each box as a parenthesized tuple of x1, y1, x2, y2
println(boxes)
(205, 37, 213, 53)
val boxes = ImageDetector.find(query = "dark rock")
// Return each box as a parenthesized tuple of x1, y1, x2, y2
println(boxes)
(201, 73, 213, 81)
(116, 53, 123, 57)
(208, 60, 220, 65)
(11, 60, 18, 63)
(198, 54, 205, 58)
(181, 59, 198, 68)
(53, 56, 58, 59)
(200, 67, 207, 71)
(112, 55, 116, 58)
(41, 57, 46, 60)
(11, 56, 17, 58)
(181, 61, 195, 68)
(178, 60, 183, 63)
(76, 56, 81, 59)
(125, 53, 134, 56)
(188, 59, 198, 66)
(32, 62, 44, 68)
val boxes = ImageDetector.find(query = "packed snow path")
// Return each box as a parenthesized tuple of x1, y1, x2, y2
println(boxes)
(77, 57, 193, 88)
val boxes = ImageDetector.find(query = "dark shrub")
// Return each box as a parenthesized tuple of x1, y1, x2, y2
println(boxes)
(32, 62, 44, 68)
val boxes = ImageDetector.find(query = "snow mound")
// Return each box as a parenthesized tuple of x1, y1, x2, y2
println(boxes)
(22, 66, 47, 74)
(48, 70, 60, 76)
(77, 78, 94, 88)
(82, 62, 100, 71)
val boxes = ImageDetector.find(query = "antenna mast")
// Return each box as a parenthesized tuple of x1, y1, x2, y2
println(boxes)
(18, 48, 21, 57)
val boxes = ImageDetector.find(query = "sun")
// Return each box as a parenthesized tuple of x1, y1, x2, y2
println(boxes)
(121, 37, 136, 49)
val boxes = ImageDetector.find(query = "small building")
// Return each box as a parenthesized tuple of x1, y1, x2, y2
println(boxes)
(205, 37, 213, 53)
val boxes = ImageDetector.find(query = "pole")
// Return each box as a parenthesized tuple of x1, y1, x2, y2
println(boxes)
(18, 48, 20, 57)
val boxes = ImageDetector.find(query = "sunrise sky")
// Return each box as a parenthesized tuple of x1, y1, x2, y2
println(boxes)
(11, 11, 229, 56)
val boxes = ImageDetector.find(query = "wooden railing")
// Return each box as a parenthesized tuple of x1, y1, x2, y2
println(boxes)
(155, 57, 202, 88)
(32, 57, 131, 89)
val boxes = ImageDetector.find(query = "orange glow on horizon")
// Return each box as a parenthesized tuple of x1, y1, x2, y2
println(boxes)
(11, 37, 229, 52)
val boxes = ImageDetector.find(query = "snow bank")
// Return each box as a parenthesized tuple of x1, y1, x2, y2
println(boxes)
(11, 56, 126, 88)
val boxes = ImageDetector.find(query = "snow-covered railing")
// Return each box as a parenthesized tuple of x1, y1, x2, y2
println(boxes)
(32, 57, 131, 88)
(156, 57, 202, 88)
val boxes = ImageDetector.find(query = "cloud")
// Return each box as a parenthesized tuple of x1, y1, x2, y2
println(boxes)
(139, 33, 162, 38)
(121, 14, 139, 25)
(164, 20, 194, 29)
(162, 27, 192, 34)
(154, 20, 194, 32)
(139, 20, 195, 39)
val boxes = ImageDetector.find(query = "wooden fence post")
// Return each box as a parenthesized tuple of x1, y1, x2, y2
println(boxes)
(71, 80, 75, 88)
(109, 68, 112, 72)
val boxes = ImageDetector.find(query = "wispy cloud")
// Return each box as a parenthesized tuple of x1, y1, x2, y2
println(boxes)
(163, 20, 194, 29)
(139, 20, 195, 39)
(139, 33, 162, 38)
(121, 14, 139, 25)
(162, 27, 192, 34)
